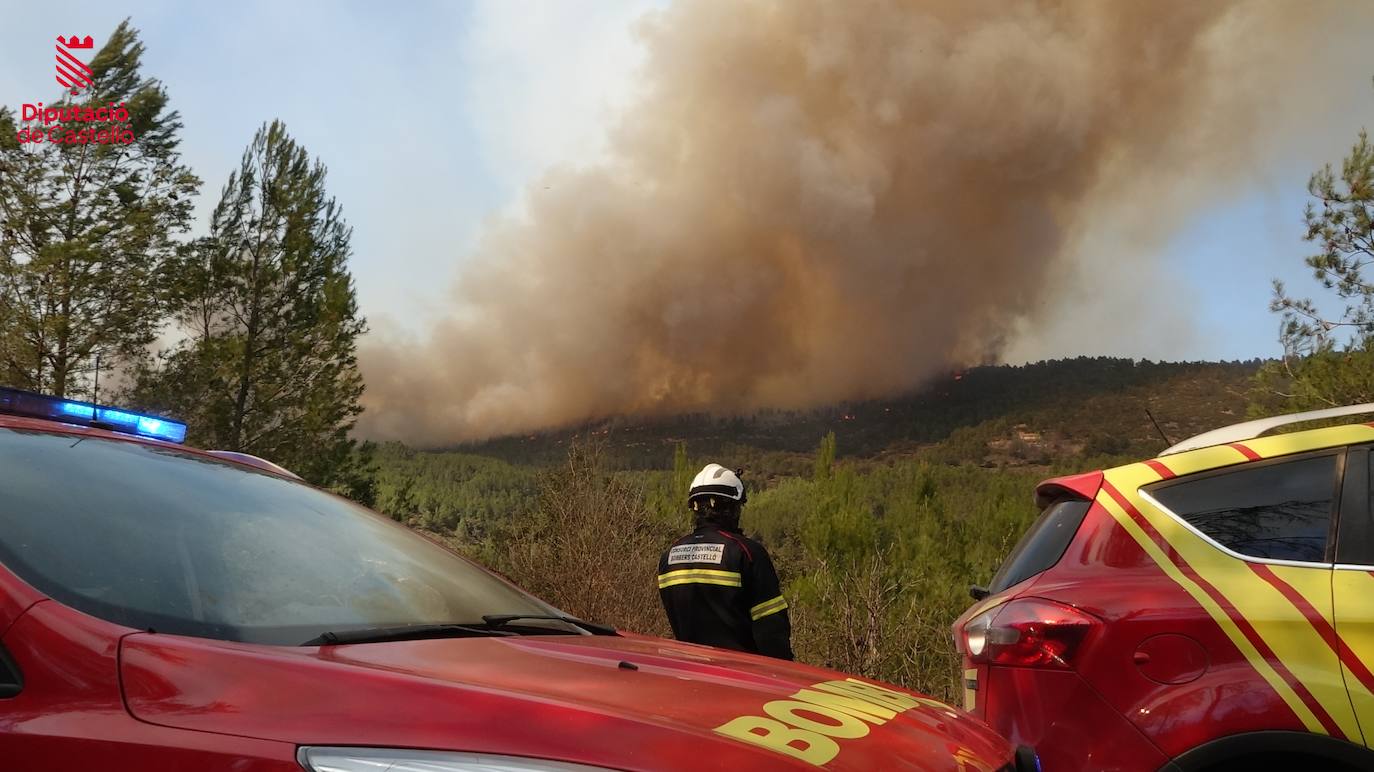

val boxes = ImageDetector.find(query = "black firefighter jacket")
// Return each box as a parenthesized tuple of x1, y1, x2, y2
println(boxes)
(657, 523, 793, 660)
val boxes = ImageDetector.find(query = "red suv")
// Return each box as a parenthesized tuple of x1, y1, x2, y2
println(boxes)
(954, 405, 1374, 771)
(0, 387, 1026, 771)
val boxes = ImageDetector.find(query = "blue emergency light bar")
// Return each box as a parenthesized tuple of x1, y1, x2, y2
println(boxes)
(0, 387, 188, 443)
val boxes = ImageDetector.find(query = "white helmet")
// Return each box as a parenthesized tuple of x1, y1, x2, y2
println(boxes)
(688, 463, 746, 505)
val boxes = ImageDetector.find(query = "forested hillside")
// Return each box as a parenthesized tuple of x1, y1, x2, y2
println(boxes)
(453, 357, 1259, 465)
(372, 356, 1261, 700)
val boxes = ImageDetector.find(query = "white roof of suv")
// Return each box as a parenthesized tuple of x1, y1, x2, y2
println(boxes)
(1160, 403, 1374, 456)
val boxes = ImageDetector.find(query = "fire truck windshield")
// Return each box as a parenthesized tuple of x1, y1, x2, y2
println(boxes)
(0, 427, 568, 645)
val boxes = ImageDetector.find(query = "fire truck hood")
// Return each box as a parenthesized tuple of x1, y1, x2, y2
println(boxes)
(120, 630, 1013, 771)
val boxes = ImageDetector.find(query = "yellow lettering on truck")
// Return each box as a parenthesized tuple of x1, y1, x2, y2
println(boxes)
(763, 701, 871, 739)
(713, 678, 934, 766)
(792, 688, 897, 723)
(714, 715, 840, 766)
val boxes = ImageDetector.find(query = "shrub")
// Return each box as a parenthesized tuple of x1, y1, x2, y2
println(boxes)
(494, 440, 676, 638)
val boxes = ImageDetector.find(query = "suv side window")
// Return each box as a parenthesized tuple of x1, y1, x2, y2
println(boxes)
(1335, 445, 1373, 565)
(1147, 452, 1340, 563)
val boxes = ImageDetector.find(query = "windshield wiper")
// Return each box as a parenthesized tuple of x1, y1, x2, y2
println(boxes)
(300, 615, 618, 646)
(480, 614, 617, 636)
(300, 623, 516, 646)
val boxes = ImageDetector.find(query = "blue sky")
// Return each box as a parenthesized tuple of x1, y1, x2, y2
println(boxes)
(3, 0, 1372, 366)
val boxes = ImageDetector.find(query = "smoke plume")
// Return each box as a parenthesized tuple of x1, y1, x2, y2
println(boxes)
(359, 0, 1369, 444)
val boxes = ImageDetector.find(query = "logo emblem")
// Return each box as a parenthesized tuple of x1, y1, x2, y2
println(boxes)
(56, 35, 94, 95)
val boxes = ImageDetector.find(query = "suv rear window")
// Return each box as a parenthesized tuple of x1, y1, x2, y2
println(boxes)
(1147, 452, 1339, 563)
(988, 498, 1091, 594)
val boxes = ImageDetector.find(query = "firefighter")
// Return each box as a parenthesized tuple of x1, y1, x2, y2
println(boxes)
(657, 463, 793, 660)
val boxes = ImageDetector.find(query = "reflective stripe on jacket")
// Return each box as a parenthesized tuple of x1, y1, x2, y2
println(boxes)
(657, 524, 793, 660)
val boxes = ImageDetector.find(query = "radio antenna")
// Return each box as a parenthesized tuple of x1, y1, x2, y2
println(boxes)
(1145, 408, 1172, 449)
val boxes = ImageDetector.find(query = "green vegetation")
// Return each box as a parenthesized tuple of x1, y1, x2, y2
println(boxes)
(1259, 92, 1374, 413)
(371, 357, 1257, 701)
(750, 455, 1048, 694)
(0, 20, 199, 396)
(129, 120, 369, 496)
(373, 443, 538, 539)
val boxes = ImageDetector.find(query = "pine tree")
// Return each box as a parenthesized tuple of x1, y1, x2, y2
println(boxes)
(1275, 127, 1374, 355)
(133, 120, 368, 492)
(0, 20, 199, 396)
(671, 442, 692, 499)
(813, 431, 837, 481)
(1257, 109, 1374, 412)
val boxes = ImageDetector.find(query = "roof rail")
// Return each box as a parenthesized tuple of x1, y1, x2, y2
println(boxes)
(1160, 403, 1374, 456)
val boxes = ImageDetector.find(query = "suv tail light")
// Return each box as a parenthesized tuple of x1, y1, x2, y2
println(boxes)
(961, 598, 1099, 669)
